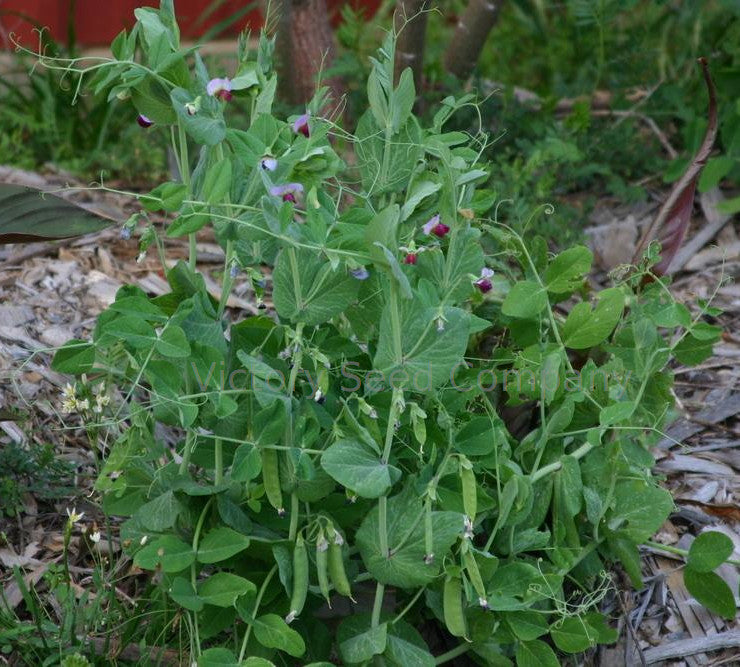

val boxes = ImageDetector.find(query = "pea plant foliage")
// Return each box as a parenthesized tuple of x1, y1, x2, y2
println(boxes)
(42, 2, 732, 665)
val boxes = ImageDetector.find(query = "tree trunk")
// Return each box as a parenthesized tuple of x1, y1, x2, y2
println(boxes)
(266, 0, 343, 107)
(393, 1, 429, 91)
(443, 0, 504, 81)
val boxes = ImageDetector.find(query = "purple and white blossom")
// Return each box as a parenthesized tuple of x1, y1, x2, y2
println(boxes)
(260, 156, 278, 171)
(269, 183, 304, 203)
(137, 114, 153, 128)
(422, 214, 450, 238)
(292, 112, 310, 137)
(473, 267, 494, 293)
(206, 77, 233, 102)
(351, 267, 370, 280)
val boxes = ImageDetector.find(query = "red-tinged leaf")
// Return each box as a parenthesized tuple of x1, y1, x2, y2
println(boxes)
(632, 58, 718, 275)
(0, 184, 113, 244)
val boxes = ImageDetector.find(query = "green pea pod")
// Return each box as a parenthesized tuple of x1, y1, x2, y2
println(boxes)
(443, 575, 467, 639)
(261, 448, 284, 516)
(460, 464, 477, 522)
(286, 534, 308, 623)
(316, 529, 331, 607)
(327, 531, 353, 600)
(423, 497, 434, 564)
(463, 548, 488, 608)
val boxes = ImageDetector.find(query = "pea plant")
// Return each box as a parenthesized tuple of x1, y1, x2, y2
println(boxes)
(46, 1, 733, 664)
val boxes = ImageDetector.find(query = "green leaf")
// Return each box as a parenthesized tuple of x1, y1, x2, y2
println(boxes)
(134, 536, 194, 572)
(502, 281, 547, 319)
(401, 180, 441, 221)
(321, 439, 395, 498)
(201, 158, 232, 204)
(231, 443, 262, 482)
(544, 246, 593, 293)
(599, 401, 636, 426)
(337, 614, 388, 664)
(0, 184, 112, 244)
(374, 302, 471, 389)
(507, 611, 549, 641)
(698, 155, 735, 193)
(610, 480, 673, 542)
(253, 614, 306, 657)
(140, 181, 187, 212)
(688, 531, 735, 573)
(155, 326, 191, 358)
(384, 620, 434, 667)
(391, 68, 416, 132)
(674, 333, 716, 365)
(683, 568, 736, 620)
(168, 576, 203, 611)
(197, 527, 250, 564)
(138, 490, 182, 531)
(455, 417, 495, 456)
(273, 249, 360, 326)
(51, 340, 95, 374)
(356, 486, 462, 587)
(550, 617, 597, 653)
(198, 648, 240, 667)
(559, 455, 582, 517)
(171, 87, 226, 145)
(197, 573, 255, 607)
(562, 288, 624, 349)
(515, 639, 559, 667)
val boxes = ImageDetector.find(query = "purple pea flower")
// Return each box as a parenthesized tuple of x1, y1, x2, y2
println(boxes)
(351, 267, 370, 280)
(137, 114, 153, 128)
(474, 267, 494, 293)
(207, 77, 233, 102)
(422, 214, 450, 238)
(260, 156, 278, 171)
(293, 112, 310, 137)
(270, 183, 304, 203)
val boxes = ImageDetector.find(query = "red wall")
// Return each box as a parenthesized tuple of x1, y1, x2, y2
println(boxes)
(0, 1, 380, 49)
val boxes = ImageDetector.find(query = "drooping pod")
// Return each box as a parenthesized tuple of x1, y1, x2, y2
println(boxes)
(326, 524, 353, 600)
(423, 497, 434, 565)
(261, 448, 284, 516)
(286, 534, 308, 623)
(316, 528, 331, 607)
(463, 548, 488, 609)
(443, 574, 467, 639)
(459, 459, 477, 523)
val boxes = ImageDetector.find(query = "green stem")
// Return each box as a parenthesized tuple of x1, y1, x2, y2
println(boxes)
(238, 565, 278, 662)
(530, 441, 594, 484)
(392, 586, 425, 625)
(177, 120, 195, 271)
(191, 498, 213, 658)
(286, 320, 305, 542)
(214, 437, 223, 486)
(435, 642, 471, 665)
(179, 430, 196, 475)
(371, 582, 385, 628)
(645, 540, 740, 567)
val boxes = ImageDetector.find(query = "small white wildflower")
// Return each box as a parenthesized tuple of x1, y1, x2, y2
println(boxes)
(423, 553, 434, 565)
(463, 515, 474, 539)
(61, 398, 77, 414)
(66, 507, 84, 524)
(90, 531, 101, 544)
(136, 251, 147, 264)
(76, 398, 90, 412)
(140, 535, 148, 546)
(479, 597, 489, 609)
(313, 389, 323, 403)
(62, 383, 76, 399)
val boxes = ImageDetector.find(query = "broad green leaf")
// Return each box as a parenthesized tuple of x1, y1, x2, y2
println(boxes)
(391, 68, 416, 132)
(544, 246, 593, 293)
(134, 536, 194, 572)
(383, 619, 434, 667)
(321, 439, 395, 498)
(606, 534, 643, 588)
(515, 639, 559, 667)
(507, 611, 549, 641)
(155, 325, 191, 358)
(610, 481, 673, 542)
(197, 527, 250, 564)
(401, 180, 441, 221)
(558, 455, 582, 517)
(683, 568, 736, 619)
(138, 490, 182, 531)
(103, 316, 157, 349)
(140, 181, 187, 212)
(599, 401, 636, 426)
(674, 333, 716, 366)
(550, 617, 597, 653)
(502, 281, 547, 319)
(253, 614, 306, 657)
(231, 443, 262, 482)
(688, 531, 734, 572)
(337, 614, 388, 664)
(168, 576, 203, 611)
(487, 562, 554, 611)
(197, 573, 255, 607)
(52, 340, 95, 374)
(198, 648, 240, 667)
(171, 87, 226, 145)
(201, 158, 232, 204)
(562, 288, 624, 349)
(455, 417, 495, 456)
(356, 486, 462, 587)
(273, 249, 360, 326)
(698, 155, 735, 193)
(374, 302, 470, 389)
(0, 184, 112, 244)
